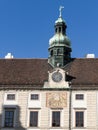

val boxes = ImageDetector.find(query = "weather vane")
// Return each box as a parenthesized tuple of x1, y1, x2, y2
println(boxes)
(59, 6, 64, 17)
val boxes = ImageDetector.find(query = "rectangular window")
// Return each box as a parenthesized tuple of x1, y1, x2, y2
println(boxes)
(75, 111, 84, 127)
(31, 94, 39, 100)
(30, 111, 38, 127)
(76, 94, 84, 100)
(4, 109, 14, 127)
(52, 111, 60, 127)
(7, 94, 15, 100)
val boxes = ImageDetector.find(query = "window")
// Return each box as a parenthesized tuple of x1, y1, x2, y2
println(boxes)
(50, 50, 53, 56)
(7, 94, 15, 100)
(4, 109, 14, 127)
(55, 28, 57, 33)
(75, 111, 84, 127)
(76, 94, 84, 100)
(63, 27, 65, 34)
(31, 94, 39, 100)
(59, 27, 61, 33)
(57, 49, 60, 55)
(52, 111, 60, 127)
(30, 111, 38, 127)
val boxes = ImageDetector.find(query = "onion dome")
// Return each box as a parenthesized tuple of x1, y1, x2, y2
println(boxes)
(49, 6, 71, 48)
(55, 17, 66, 25)
(48, 6, 72, 67)
(49, 33, 71, 47)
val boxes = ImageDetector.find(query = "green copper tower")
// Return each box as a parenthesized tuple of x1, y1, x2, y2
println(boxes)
(48, 6, 72, 67)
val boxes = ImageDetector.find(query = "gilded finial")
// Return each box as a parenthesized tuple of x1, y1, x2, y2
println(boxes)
(59, 6, 64, 17)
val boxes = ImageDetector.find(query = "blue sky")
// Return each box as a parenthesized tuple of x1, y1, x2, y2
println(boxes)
(0, 0, 98, 58)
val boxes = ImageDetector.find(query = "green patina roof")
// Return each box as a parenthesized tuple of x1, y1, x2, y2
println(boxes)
(55, 17, 66, 25)
(49, 33, 71, 47)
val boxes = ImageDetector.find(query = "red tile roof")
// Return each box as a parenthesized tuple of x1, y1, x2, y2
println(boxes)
(68, 58, 98, 85)
(0, 59, 50, 86)
(0, 58, 98, 89)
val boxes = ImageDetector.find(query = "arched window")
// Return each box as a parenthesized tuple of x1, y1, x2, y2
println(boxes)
(59, 27, 61, 33)
(63, 27, 65, 34)
(55, 28, 57, 33)
(57, 49, 60, 55)
(50, 50, 53, 56)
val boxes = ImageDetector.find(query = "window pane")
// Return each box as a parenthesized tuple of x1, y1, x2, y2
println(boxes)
(4, 110, 14, 127)
(76, 94, 84, 100)
(57, 49, 60, 55)
(75, 111, 84, 127)
(50, 50, 53, 56)
(31, 94, 39, 100)
(59, 27, 61, 33)
(52, 111, 60, 127)
(30, 111, 38, 127)
(7, 94, 15, 100)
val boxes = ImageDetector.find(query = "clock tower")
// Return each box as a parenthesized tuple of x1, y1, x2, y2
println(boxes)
(48, 6, 72, 67)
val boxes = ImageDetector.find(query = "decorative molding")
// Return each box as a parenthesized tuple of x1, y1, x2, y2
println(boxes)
(44, 68, 69, 88)
(46, 92, 67, 108)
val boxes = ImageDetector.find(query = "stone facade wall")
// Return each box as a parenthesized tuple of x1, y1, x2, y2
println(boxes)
(87, 91, 97, 129)
(0, 90, 69, 130)
(0, 89, 98, 130)
(0, 91, 4, 128)
(72, 90, 97, 130)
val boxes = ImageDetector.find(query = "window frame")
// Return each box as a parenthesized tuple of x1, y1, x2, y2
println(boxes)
(50, 50, 53, 56)
(4, 108, 15, 128)
(59, 27, 61, 33)
(30, 94, 39, 100)
(75, 111, 84, 128)
(57, 49, 61, 56)
(29, 111, 38, 127)
(75, 94, 84, 100)
(50, 109, 64, 128)
(50, 110, 62, 128)
(7, 94, 15, 100)
(52, 111, 60, 127)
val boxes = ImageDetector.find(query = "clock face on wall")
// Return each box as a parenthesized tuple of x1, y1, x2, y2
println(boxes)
(52, 72, 62, 82)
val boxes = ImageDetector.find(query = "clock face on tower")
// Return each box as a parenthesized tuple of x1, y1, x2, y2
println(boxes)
(52, 72, 62, 82)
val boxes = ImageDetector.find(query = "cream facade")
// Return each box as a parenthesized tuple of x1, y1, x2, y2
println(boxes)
(0, 90, 98, 130)
(0, 90, 70, 130)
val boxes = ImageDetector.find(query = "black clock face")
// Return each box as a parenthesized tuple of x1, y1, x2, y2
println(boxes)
(52, 72, 62, 82)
